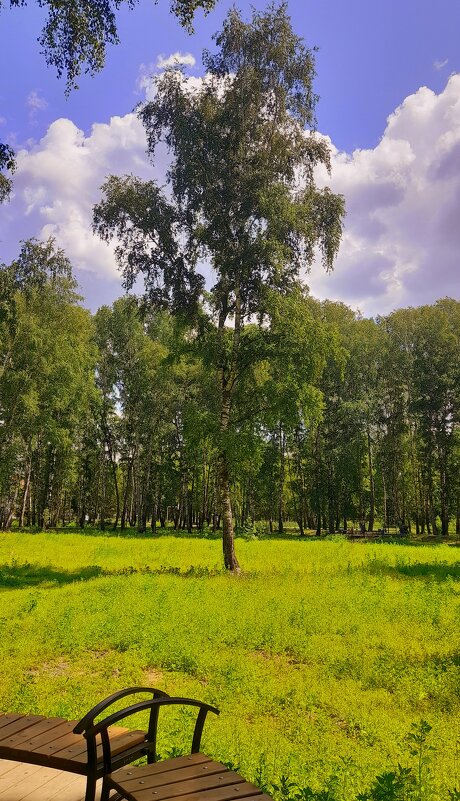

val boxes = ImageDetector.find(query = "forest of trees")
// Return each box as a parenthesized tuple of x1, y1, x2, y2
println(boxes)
(1, 238, 459, 545)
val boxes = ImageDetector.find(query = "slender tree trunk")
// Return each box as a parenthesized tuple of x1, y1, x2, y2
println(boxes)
(120, 460, 131, 530)
(367, 427, 375, 532)
(38, 444, 53, 529)
(382, 471, 388, 531)
(4, 483, 19, 530)
(218, 386, 239, 570)
(216, 284, 241, 573)
(19, 457, 32, 528)
(218, 449, 239, 570)
(277, 422, 285, 535)
(439, 446, 449, 536)
(111, 456, 120, 530)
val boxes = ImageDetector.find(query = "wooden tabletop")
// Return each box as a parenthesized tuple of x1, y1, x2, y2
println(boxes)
(107, 753, 272, 801)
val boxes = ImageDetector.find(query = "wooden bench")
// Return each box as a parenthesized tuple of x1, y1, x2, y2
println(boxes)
(0, 687, 168, 801)
(106, 753, 273, 801)
(82, 697, 273, 801)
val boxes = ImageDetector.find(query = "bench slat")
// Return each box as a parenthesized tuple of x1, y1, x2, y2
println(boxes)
(0, 718, 46, 741)
(110, 770, 255, 801)
(113, 755, 212, 784)
(0, 719, 70, 750)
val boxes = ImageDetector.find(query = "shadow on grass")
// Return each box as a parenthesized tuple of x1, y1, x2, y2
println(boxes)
(13, 525, 223, 540)
(366, 559, 460, 582)
(0, 561, 223, 590)
(0, 562, 104, 589)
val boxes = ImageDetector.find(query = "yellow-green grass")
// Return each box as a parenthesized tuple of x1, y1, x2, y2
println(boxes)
(0, 532, 458, 796)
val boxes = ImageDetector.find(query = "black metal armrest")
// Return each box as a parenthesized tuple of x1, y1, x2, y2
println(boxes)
(84, 696, 220, 764)
(73, 687, 169, 735)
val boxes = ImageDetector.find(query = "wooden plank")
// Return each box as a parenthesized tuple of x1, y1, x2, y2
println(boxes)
(0, 717, 24, 732)
(0, 762, 94, 801)
(65, 731, 146, 766)
(45, 775, 90, 801)
(112, 771, 252, 801)
(26, 722, 78, 751)
(31, 731, 87, 758)
(0, 720, 68, 750)
(115, 761, 227, 791)
(0, 764, 45, 793)
(18, 768, 87, 801)
(124, 777, 264, 801)
(153, 790, 266, 801)
(0, 719, 45, 743)
(113, 755, 212, 783)
(0, 765, 59, 800)
(0, 761, 22, 777)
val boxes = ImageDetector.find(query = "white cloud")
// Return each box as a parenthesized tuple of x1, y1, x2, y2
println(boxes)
(137, 53, 198, 98)
(307, 74, 460, 315)
(434, 58, 448, 71)
(1, 73, 460, 317)
(156, 52, 196, 69)
(0, 113, 167, 307)
(26, 90, 48, 112)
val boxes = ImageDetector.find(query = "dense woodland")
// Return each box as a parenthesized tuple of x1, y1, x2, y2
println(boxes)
(1, 238, 459, 540)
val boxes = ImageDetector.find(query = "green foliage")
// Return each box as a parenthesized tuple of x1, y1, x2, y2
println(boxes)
(0, 142, 15, 203)
(0, 239, 97, 529)
(1, 0, 217, 90)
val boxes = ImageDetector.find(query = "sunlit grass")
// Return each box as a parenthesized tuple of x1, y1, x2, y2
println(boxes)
(0, 531, 458, 796)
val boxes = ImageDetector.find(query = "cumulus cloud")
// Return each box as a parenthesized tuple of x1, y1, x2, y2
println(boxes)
(307, 74, 460, 315)
(433, 58, 448, 71)
(1, 73, 459, 316)
(156, 51, 196, 69)
(0, 112, 167, 308)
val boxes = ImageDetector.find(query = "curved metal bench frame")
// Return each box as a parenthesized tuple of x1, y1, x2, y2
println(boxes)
(83, 697, 219, 801)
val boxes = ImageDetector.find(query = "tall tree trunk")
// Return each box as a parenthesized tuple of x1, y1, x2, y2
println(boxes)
(216, 284, 241, 573)
(120, 459, 131, 530)
(277, 422, 285, 535)
(38, 444, 53, 529)
(439, 445, 449, 536)
(367, 427, 375, 532)
(19, 457, 32, 528)
(218, 449, 239, 571)
(382, 471, 388, 531)
(218, 383, 239, 570)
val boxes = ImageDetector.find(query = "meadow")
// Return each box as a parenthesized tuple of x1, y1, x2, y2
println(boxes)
(0, 531, 459, 799)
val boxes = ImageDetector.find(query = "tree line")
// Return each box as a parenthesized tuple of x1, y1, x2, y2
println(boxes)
(1, 238, 459, 548)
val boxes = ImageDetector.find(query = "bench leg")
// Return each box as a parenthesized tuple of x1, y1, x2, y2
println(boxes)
(85, 774, 97, 801)
(100, 778, 111, 801)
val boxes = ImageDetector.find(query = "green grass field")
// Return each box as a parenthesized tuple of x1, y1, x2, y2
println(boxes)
(0, 531, 459, 799)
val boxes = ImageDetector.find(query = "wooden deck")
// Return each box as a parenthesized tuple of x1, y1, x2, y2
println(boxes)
(0, 759, 98, 801)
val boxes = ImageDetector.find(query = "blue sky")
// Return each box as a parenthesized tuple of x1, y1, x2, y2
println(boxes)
(1, 0, 459, 314)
